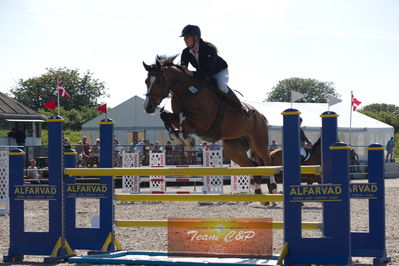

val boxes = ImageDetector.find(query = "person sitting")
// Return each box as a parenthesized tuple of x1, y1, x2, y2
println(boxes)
(299, 117, 312, 162)
(179, 24, 247, 116)
(75, 141, 84, 155)
(76, 154, 85, 168)
(88, 139, 100, 167)
(63, 137, 71, 150)
(26, 159, 40, 184)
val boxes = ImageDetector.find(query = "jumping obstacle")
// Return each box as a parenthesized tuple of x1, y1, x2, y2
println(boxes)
(122, 150, 252, 194)
(0, 150, 9, 216)
(4, 109, 390, 265)
(64, 110, 388, 265)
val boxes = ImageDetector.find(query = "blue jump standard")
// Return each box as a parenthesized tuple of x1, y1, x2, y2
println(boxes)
(68, 251, 280, 265)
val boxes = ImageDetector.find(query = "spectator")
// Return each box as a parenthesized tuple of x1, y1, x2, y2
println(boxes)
(165, 140, 173, 164)
(63, 137, 71, 150)
(136, 139, 145, 156)
(113, 139, 124, 167)
(386, 137, 396, 162)
(269, 140, 278, 151)
(26, 159, 40, 183)
(82, 136, 91, 158)
(349, 149, 360, 173)
(76, 154, 85, 168)
(75, 141, 84, 155)
(15, 126, 26, 147)
(201, 141, 211, 151)
(130, 139, 138, 152)
(88, 139, 100, 167)
(153, 141, 162, 153)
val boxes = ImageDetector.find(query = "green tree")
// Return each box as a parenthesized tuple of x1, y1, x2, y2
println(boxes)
(11, 67, 108, 111)
(266, 77, 340, 103)
(38, 107, 100, 130)
(360, 103, 399, 114)
(359, 103, 399, 133)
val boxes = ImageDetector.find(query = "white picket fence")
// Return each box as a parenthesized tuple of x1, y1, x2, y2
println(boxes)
(0, 151, 9, 216)
(121, 149, 251, 194)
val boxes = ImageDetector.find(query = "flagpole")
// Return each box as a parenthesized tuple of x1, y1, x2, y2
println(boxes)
(57, 89, 60, 117)
(349, 91, 353, 146)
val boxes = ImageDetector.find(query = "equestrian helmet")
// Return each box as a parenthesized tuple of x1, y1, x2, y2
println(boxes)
(180, 25, 201, 37)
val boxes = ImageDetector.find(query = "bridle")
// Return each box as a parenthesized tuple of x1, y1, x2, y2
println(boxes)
(145, 65, 189, 102)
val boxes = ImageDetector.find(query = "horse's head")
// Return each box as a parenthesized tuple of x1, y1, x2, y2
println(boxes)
(142, 55, 181, 113)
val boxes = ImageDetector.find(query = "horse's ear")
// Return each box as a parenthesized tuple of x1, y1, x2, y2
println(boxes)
(143, 62, 151, 72)
(171, 54, 178, 63)
(156, 59, 161, 69)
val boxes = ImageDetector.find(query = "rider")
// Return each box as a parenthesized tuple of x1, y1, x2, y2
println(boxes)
(179, 24, 247, 116)
(299, 117, 312, 162)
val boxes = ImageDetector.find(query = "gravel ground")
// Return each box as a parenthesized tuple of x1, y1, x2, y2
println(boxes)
(0, 178, 398, 265)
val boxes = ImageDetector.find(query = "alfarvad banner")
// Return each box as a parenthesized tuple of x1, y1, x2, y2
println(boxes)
(168, 218, 272, 257)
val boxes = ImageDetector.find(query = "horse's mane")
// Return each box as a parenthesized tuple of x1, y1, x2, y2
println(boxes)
(155, 55, 184, 71)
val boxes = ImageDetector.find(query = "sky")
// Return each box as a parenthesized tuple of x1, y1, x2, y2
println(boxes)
(0, 0, 398, 109)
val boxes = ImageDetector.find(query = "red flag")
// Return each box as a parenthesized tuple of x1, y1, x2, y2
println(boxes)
(57, 81, 70, 98)
(43, 99, 56, 110)
(352, 94, 361, 111)
(96, 103, 107, 113)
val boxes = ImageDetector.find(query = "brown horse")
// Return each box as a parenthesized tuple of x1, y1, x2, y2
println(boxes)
(270, 137, 322, 184)
(143, 55, 276, 201)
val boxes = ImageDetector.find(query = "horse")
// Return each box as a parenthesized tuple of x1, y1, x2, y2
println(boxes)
(142, 55, 277, 203)
(269, 137, 322, 184)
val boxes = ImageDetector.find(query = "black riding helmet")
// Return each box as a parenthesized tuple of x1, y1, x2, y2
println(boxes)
(180, 25, 201, 37)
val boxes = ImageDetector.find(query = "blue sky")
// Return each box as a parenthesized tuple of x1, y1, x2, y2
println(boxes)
(1, 0, 398, 109)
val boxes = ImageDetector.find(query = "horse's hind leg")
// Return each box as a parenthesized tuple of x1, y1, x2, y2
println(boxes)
(224, 139, 271, 206)
(247, 132, 278, 196)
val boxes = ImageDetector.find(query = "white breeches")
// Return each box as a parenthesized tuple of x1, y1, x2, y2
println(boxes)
(300, 146, 306, 157)
(213, 68, 229, 94)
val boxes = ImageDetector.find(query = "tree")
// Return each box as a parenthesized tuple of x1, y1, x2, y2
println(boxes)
(266, 77, 340, 103)
(360, 103, 399, 114)
(359, 104, 399, 133)
(38, 107, 100, 131)
(11, 67, 108, 111)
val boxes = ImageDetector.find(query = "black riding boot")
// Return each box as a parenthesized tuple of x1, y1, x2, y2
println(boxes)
(224, 90, 248, 117)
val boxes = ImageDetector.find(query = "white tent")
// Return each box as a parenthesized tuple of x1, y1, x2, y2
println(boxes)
(249, 101, 393, 160)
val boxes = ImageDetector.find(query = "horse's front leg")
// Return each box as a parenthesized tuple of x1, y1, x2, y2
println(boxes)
(160, 111, 180, 139)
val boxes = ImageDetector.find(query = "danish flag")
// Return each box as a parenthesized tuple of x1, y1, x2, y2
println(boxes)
(57, 81, 70, 98)
(352, 94, 361, 111)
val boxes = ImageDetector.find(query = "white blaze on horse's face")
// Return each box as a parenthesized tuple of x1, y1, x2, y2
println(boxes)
(144, 76, 156, 111)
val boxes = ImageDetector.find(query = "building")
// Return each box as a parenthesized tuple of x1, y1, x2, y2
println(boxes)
(82, 96, 169, 145)
(0, 92, 46, 147)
